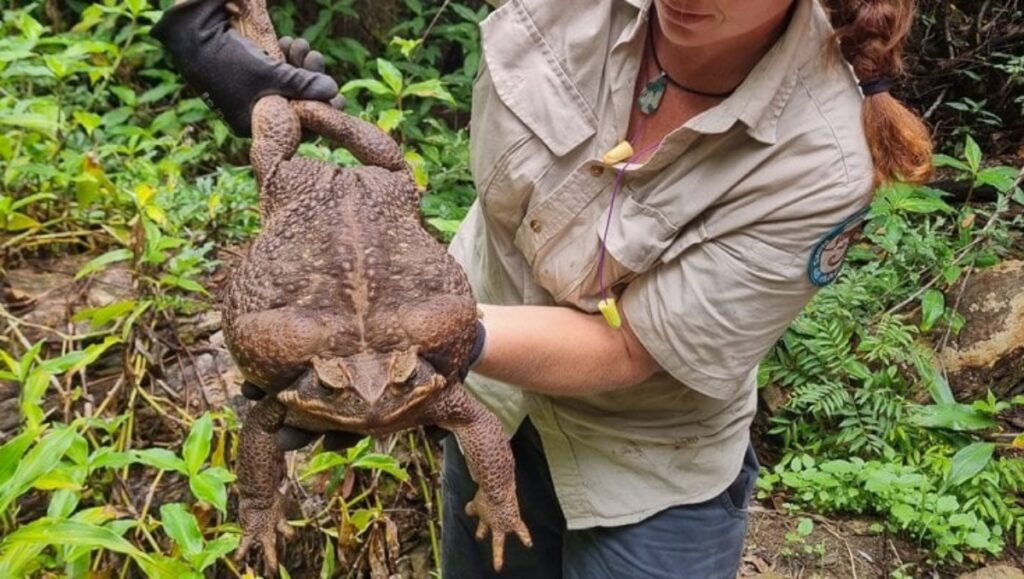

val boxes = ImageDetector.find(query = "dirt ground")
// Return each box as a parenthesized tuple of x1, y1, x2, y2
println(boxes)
(741, 506, 1024, 579)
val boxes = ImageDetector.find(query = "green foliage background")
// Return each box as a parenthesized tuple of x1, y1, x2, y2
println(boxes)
(0, 0, 1022, 577)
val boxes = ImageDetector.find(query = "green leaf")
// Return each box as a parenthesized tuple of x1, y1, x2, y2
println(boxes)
(340, 78, 390, 96)
(190, 469, 228, 513)
(73, 111, 102, 136)
(920, 289, 945, 332)
(300, 451, 348, 481)
(797, 517, 814, 536)
(911, 403, 996, 432)
(3, 212, 41, 232)
(0, 518, 193, 579)
(72, 300, 137, 329)
(75, 248, 132, 280)
(933, 154, 970, 173)
(0, 427, 78, 514)
(133, 448, 187, 474)
(183, 414, 213, 475)
(964, 136, 982, 174)
(0, 429, 38, 487)
(947, 442, 995, 488)
(88, 448, 139, 471)
(403, 79, 455, 105)
(975, 166, 1019, 193)
(160, 503, 203, 559)
(352, 452, 409, 482)
(195, 534, 239, 571)
(38, 337, 120, 375)
(376, 108, 404, 132)
(937, 495, 960, 513)
(376, 58, 403, 94)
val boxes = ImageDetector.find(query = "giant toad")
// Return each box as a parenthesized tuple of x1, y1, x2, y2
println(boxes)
(212, 0, 531, 572)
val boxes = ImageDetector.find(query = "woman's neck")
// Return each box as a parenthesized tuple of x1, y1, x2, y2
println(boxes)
(652, 4, 794, 96)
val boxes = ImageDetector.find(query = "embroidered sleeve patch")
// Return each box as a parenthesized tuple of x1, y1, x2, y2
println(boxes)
(808, 206, 870, 287)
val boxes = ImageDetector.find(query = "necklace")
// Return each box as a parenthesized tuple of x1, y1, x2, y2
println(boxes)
(637, 14, 738, 115)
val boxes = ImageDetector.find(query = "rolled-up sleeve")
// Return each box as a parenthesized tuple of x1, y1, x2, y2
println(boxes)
(621, 230, 820, 400)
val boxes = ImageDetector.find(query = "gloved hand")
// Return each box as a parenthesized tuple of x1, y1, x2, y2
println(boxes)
(151, 0, 339, 136)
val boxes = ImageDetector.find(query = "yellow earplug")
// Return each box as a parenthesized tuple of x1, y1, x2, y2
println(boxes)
(601, 140, 634, 166)
(598, 297, 622, 330)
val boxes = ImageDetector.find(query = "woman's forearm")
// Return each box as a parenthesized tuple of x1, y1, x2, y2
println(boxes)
(470, 304, 662, 396)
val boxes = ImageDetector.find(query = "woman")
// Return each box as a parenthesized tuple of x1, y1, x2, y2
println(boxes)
(153, 0, 932, 576)
(441, 0, 931, 577)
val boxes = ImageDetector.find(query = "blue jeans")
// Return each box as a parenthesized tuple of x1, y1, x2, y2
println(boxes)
(441, 419, 757, 579)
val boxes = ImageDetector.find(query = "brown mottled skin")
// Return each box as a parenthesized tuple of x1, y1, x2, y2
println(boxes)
(210, 0, 531, 573)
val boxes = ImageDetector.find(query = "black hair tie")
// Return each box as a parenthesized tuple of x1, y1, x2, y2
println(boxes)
(859, 77, 895, 96)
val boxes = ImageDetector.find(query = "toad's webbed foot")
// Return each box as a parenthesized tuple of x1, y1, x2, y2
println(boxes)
(236, 492, 295, 574)
(466, 487, 533, 571)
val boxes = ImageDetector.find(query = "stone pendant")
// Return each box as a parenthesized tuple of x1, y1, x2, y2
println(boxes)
(638, 72, 667, 115)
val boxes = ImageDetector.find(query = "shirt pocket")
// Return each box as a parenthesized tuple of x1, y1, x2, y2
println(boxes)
(535, 186, 687, 310)
(470, 0, 598, 221)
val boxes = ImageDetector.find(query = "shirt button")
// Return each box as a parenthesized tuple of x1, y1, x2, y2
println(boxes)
(589, 165, 605, 177)
(529, 219, 542, 233)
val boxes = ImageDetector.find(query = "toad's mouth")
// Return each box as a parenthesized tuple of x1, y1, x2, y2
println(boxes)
(276, 374, 447, 428)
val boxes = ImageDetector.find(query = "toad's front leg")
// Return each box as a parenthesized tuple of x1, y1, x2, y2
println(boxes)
(236, 396, 295, 575)
(429, 386, 532, 571)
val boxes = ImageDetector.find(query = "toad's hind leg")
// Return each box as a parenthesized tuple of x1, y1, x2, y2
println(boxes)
(428, 386, 531, 571)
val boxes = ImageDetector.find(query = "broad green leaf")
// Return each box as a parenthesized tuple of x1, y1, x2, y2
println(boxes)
(937, 495, 960, 513)
(38, 337, 120, 375)
(975, 166, 1019, 193)
(183, 414, 213, 475)
(133, 448, 188, 473)
(195, 534, 239, 571)
(947, 442, 995, 488)
(88, 448, 139, 470)
(32, 464, 85, 491)
(20, 369, 50, 428)
(300, 451, 348, 481)
(376, 108, 404, 132)
(352, 452, 409, 482)
(190, 469, 228, 513)
(202, 465, 236, 483)
(340, 78, 390, 96)
(160, 503, 203, 559)
(911, 403, 995, 431)
(920, 289, 945, 332)
(403, 79, 455, 105)
(3, 212, 40, 231)
(73, 111, 102, 136)
(47, 489, 80, 518)
(376, 58, 403, 94)
(0, 518, 193, 579)
(75, 248, 133, 280)
(796, 517, 814, 536)
(0, 429, 38, 486)
(964, 136, 982, 174)
(933, 154, 970, 173)
(72, 300, 137, 329)
(0, 427, 77, 513)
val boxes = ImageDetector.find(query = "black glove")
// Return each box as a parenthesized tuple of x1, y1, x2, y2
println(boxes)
(151, 0, 339, 136)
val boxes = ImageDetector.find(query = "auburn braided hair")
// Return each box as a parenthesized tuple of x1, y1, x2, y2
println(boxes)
(824, 0, 933, 186)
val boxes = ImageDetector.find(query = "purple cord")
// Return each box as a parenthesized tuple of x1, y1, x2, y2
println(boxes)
(596, 137, 658, 302)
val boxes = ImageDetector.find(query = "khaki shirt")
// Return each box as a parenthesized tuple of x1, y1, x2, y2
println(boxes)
(450, 0, 874, 529)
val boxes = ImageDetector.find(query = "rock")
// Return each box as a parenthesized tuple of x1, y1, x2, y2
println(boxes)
(160, 331, 242, 408)
(2, 255, 133, 343)
(957, 565, 1024, 579)
(940, 260, 1024, 400)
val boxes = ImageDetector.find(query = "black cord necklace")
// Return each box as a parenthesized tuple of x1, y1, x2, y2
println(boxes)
(637, 14, 738, 114)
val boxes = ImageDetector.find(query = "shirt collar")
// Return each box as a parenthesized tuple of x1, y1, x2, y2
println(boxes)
(635, 0, 831, 145)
